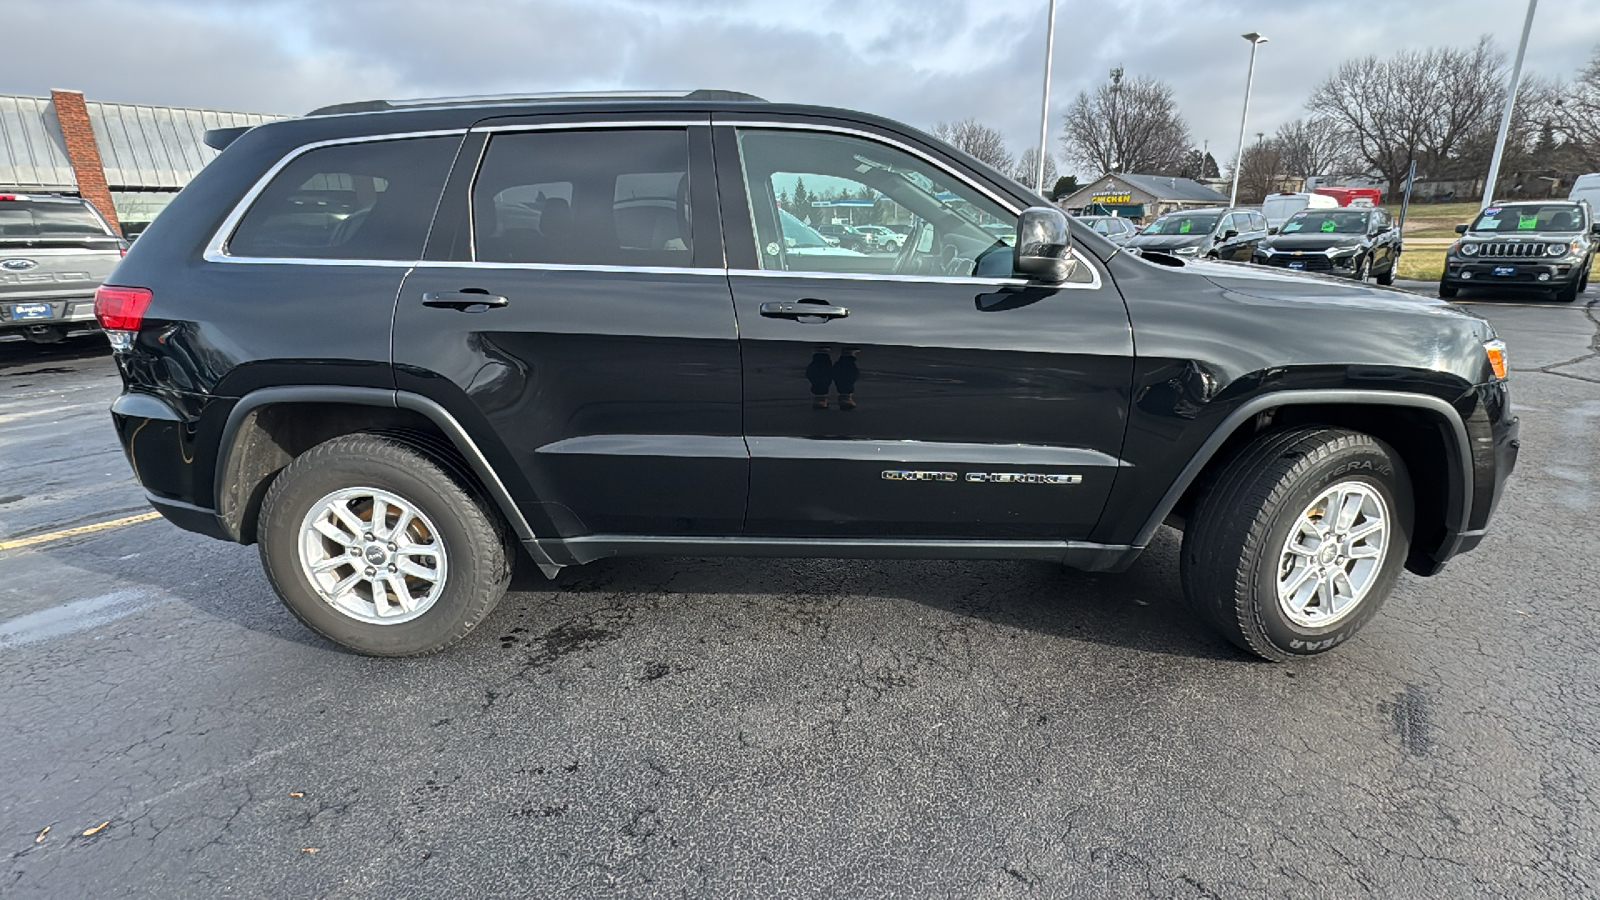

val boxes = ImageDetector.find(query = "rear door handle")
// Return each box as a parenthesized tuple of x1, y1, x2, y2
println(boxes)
(759, 301, 849, 320)
(422, 290, 509, 311)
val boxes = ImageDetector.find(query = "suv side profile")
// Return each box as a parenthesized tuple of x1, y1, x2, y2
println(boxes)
(100, 91, 1518, 661)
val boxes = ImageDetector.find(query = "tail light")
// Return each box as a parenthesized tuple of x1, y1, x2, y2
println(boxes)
(94, 285, 153, 331)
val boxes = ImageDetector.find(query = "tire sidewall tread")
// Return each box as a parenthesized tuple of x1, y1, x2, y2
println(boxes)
(258, 433, 512, 657)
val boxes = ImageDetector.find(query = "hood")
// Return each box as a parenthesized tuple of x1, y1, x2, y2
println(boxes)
(1261, 233, 1364, 253)
(1126, 234, 1208, 252)
(1186, 257, 1483, 319)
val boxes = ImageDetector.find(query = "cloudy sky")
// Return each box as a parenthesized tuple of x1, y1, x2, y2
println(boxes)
(6, 0, 1598, 176)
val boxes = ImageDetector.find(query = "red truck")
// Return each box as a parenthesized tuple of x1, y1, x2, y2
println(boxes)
(1314, 186, 1383, 207)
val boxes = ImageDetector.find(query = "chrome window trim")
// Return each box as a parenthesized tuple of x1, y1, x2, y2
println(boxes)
(474, 117, 710, 134)
(202, 128, 469, 264)
(413, 260, 723, 277)
(720, 120, 1103, 291)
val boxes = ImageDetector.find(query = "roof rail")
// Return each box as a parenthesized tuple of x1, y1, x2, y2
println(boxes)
(306, 89, 766, 117)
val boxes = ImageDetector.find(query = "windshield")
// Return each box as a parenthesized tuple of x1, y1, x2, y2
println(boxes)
(778, 209, 830, 248)
(1280, 210, 1370, 235)
(0, 201, 109, 237)
(1141, 214, 1218, 236)
(1469, 203, 1584, 234)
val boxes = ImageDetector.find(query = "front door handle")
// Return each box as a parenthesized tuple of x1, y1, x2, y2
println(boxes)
(759, 301, 850, 320)
(422, 290, 509, 311)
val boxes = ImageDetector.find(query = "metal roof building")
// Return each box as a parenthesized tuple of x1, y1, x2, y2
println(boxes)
(0, 90, 283, 234)
(1057, 172, 1230, 221)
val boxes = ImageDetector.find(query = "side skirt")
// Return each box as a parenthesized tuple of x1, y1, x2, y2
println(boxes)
(528, 535, 1141, 576)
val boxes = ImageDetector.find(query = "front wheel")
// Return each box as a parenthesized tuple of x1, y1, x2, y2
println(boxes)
(1180, 427, 1413, 660)
(1438, 278, 1459, 299)
(1355, 255, 1372, 283)
(1555, 278, 1579, 303)
(258, 433, 513, 656)
(1376, 252, 1398, 285)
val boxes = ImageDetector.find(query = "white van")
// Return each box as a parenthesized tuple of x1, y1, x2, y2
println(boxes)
(1261, 192, 1338, 231)
(1570, 174, 1600, 215)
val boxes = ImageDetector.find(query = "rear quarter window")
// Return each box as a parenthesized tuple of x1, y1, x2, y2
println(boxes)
(226, 136, 459, 261)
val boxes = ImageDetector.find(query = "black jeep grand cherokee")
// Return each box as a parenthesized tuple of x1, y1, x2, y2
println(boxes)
(97, 91, 1519, 660)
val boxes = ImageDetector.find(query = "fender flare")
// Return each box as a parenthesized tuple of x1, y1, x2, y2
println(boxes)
(1132, 389, 1472, 548)
(213, 386, 549, 561)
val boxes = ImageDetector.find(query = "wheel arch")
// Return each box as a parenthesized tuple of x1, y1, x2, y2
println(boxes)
(213, 387, 538, 551)
(1141, 390, 1472, 576)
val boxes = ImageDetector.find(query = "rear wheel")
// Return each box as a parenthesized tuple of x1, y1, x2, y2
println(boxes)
(258, 433, 513, 656)
(1180, 427, 1413, 661)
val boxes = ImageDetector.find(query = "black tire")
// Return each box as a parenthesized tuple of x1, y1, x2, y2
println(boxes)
(1555, 278, 1579, 303)
(1355, 255, 1372, 283)
(1180, 427, 1413, 661)
(258, 433, 513, 656)
(1376, 252, 1397, 286)
(1438, 278, 1459, 299)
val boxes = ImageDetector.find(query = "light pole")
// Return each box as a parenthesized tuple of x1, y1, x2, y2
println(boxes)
(1034, 0, 1058, 195)
(1229, 32, 1268, 207)
(1481, 0, 1537, 209)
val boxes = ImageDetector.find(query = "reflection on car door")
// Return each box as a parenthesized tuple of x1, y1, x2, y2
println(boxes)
(393, 120, 747, 539)
(713, 121, 1134, 539)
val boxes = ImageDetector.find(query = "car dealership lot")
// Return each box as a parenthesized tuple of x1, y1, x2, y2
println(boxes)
(3, 295, 1598, 897)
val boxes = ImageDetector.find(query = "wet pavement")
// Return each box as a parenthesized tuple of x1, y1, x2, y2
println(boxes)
(2, 292, 1597, 898)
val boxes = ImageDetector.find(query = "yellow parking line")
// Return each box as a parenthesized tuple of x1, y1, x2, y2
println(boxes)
(0, 511, 162, 552)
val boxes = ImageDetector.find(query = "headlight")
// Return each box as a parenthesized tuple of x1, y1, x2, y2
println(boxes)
(1484, 339, 1507, 380)
(1326, 245, 1361, 256)
(1546, 242, 1570, 257)
(1173, 245, 1199, 256)
(1460, 242, 1479, 256)
(1255, 246, 1273, 256)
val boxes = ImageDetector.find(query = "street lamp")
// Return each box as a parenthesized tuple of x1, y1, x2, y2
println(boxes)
(1228, 32, 1268, 207)
(1033, 0, 1058, 195)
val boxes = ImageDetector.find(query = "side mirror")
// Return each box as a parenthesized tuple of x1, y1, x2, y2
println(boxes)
(1455, 223, 1469, 234)
(1591, 222, 1600, 235)
(1222, 229, 1239, 241)
(1013, 206, 1076, 283)
(1267, 226, 1279, 235)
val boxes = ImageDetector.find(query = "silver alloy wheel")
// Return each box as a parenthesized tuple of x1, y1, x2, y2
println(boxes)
(1276, 480, 1389, 628)
(1357, 256, 1371, 282)
(297, 487, 448, 625)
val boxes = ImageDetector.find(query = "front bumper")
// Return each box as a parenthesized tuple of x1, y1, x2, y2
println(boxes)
(1253, 252, 1363, 276)
(1422, 379, 1518, 573)
(1442, 258, 1583, 289)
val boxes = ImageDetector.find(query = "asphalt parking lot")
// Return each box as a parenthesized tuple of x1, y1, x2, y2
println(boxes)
(3, 288, 1598, 898)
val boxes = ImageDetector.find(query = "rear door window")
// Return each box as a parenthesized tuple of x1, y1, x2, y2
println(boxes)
(470, 129, 693, 267)
(227, 136, 459, 261)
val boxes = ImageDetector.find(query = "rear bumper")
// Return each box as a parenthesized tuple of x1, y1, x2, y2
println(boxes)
(0, 296, 97, 330)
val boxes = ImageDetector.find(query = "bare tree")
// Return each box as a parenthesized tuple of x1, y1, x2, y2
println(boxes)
(1010, 147, 1058, 190)
(1554, 46, 1600, 169)
(930, 119, 1014, 173)
(1274, 117, 1352, 181)
(1231, 138, 1286, 205)
(1309, 37, 1509, 198)
(1061, 73, 1191, 175)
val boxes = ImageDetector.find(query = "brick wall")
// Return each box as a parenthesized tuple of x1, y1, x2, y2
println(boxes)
(50, 89, 119, 233)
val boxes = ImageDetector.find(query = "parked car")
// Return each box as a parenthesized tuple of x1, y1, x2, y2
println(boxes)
(852, 224, 904, 250)
(1440, 200, 1596, 302)
(0, 193, 127, 343)
(1252, 207, 1403, 284)
(1570, 173, 1600, 214)
(1125, 207, 1268, 261)
(1261, 191, 1339, 231)
(1314, 186, 1382, 208)
(102, 90, 1516, 661)
(1073, 214, 1137, 246)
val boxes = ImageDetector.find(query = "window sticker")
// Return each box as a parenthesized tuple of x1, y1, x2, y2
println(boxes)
(1179, 219, 1192, 234)
(1477, 216, 1499, 230)
(1292, 211, 1307, 218)
(1284, 220, 1303, 232)
(1517, 213, 1538, 230)
(1320, 219, 1337, 233)
(1483, 207, 1500, 216)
